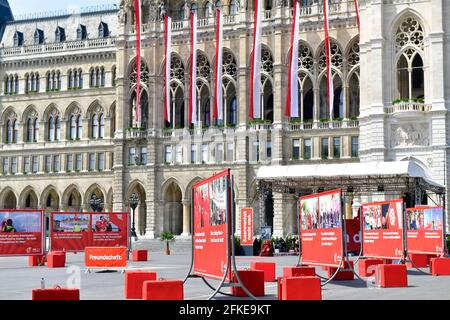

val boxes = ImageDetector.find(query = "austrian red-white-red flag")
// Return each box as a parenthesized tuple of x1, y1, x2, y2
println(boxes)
(189, 11, 198, 125)
(354, 0, 360, 33)
(285, 0, 300, 118)
(213, 8, 224, 122)
(164, 15, 172, 123)
(134, 0, 142, 126)
(249, 0, 262, 119)
(324, 0, 334, 120)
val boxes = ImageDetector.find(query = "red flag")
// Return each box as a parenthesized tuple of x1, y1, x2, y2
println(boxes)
(213, 8, 224, 122)
(249, 0, 262, 119)
(285, 1, 300, 118)
(324, 0, 334, 120)
(354, 0, 360, 33)
(189, 11, 198, 125)
(134, 0, 141, 127)
(164, 16, 172, 123)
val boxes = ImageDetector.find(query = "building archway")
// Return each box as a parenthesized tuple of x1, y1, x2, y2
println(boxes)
(162, 180, 183, 235)
(127, 182, 147, 236)
(19, 187, 38, 209)
(1, 189, 17, 209)
(84, 184, 105, 212)
(62, 185, 83, 211)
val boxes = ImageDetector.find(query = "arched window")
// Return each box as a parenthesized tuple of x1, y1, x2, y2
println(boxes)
(395, 15, 425, 101)
(6, 120, 13, 143)
(90, 68, 95, 87)
(27, 118, 33, 142)
(204, 2, 212, 18)
(68, 70, 73, 89)
(14, 75, 19, 94)
(48, 116, 55, 142)
(34, 119, 39, 142)
(98, 22, 109, 38)
(35, 73, 40, 92)
(77, 24, 87, 40)
(56, 71, 61, 90)
(96, 68, 100, 87)
(229, 0, 237, 15)
(78, 69, 83, 88)
(70, 115, 77, 139)
(92, 114, 99, 139)
(348, 72, 360, 118)
(99, 113, 105, 138)
(77, 115, 83, 139)
(55, 116, 61, 141)
(100, 67, 105, 87)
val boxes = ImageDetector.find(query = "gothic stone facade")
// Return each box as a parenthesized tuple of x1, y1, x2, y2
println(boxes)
(0, 0, 448, 238)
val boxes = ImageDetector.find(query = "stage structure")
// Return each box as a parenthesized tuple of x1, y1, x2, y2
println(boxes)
(257, 160, 446, 283)
(184, 169, 257, 300)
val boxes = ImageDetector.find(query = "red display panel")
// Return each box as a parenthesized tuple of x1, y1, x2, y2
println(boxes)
(240, 208, 253, 246)
(362, 200, 404, 259)
(0, 210, 44, 256)
(50, 212, 128, 252)
(299, 189, 343, 267)
(193, 169, 231, 281)
(406, 206, 444, 255)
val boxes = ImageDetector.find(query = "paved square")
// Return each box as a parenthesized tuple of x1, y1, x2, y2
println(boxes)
(1, 244, 449, 300)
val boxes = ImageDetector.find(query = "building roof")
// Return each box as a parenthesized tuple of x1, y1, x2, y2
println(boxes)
(0, 4, 118, 47)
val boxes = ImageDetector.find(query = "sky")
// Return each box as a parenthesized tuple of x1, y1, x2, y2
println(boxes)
(9, 0, 119, 17)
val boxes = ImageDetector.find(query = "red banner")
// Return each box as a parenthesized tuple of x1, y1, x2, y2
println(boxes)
(241, 208, 253, 246)
(50, 212, 128, 252)
(0, 210, 44, 256)
(406, 206, 444, 255)
(85, 246, 127, 268)
(193, 169, 231, 281)
(299, 189, 343, 267)
(345, 217, 362, 252)
(362, 200, 405, 259)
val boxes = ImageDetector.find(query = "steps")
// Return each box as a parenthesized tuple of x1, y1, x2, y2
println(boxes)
(132, 238, 192, 254)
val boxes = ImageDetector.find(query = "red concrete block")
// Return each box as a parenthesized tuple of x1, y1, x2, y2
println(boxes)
(277, 277, 283, 300)
(28, 255, 46, 267)
(358, 259, 384, 277)
(430, 257, 450, 276)
(47, 251, 66, 268)
(231, 270, 265, 297)
(132, 250, 148, 262)
(281, 277, 322, 300)
(376, 264, 408, 287)
(406, 254, 428, 268)
(32, 288, 80, 300)
(142, 280, 184, 300)
(328, 261, 354, 280)
(125, 271, 157, 299)
(250, 262, 276, 282)
(283, 266, 315, 278)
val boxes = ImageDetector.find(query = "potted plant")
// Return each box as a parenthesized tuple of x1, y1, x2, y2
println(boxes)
(160, 231, 175, 255)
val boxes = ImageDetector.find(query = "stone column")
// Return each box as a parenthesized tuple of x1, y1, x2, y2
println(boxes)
(272, 192, 284, 237)
(181, 200, 191, 237)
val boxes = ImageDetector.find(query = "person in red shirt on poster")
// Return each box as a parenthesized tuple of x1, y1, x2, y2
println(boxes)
(95, 216, 109, 232)
(418, 211, 425, 230)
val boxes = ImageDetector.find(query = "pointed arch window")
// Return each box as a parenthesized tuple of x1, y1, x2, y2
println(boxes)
(13, 31, 24, 47)
(70, 115, 77, 139)
(98, 22, 109, 38)
(34, 29, 44, 45)
(77, 24, 87, 40)
(55, 27, 66, 43)
(48, 116, 55, 142)
(27, 118, 33, 142)
(77, 115, 83, 139)
(99, 113, 105, 138)
(92, 114, 99, 139)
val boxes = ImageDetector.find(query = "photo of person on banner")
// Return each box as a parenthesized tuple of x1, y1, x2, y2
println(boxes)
(209, 176, 227, 226)
(0, 212, 41, 233)
(92, 215, 118, 232)
(53, 214, 89, 232)
(319, 192, 341, 229)
(301, 197, 318, 230)
(424, 208, 443, 231)
(364, 205, 382, 230)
